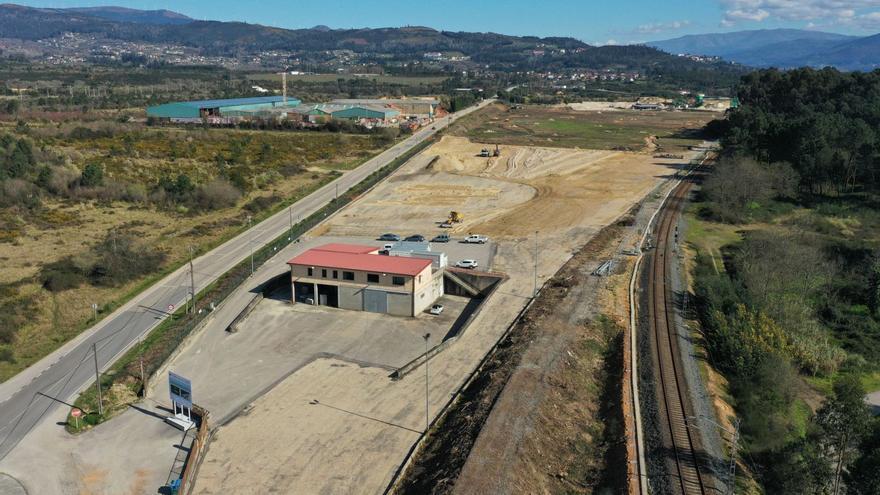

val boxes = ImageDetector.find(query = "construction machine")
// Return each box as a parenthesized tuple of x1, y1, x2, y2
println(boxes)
(448, 211, 463, 223)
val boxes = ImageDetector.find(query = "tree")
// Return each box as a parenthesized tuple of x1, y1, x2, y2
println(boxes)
(846, 420, 880, 495)
(815, 376, 872, 495)
(80, 163, 104, 187)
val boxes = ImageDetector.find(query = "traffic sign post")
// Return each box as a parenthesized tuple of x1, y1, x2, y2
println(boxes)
(71, 408, 81, 429)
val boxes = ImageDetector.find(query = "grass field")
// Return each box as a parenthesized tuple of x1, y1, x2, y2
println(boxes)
(0, 124, 393, 381)
(449, 103, 714, 152)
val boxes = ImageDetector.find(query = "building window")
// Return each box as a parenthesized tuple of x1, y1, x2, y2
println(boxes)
(322, 269, 327, 278)
(418, 275, 422, 283)
(392, 276, 405, 286)
(367, 273, 380, 283)
(307, 267, 313, 277)
(333, 270, 338, 279)
(343, 271, 355, 281)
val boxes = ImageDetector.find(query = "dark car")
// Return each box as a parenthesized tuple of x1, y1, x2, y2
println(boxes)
(431, 233, 451, 243)
(378, 233, 401, 241)
(404, 234, 426, 242)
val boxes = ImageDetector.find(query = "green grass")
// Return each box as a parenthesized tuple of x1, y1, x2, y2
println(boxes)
(449, 103, 713, 151)
(684, 207, 744, 273)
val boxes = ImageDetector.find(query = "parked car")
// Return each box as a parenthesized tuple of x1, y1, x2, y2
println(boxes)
(455, 259, 479, 269)
(463, 234, 488, 244)
(404, 234, 426, 242)
(429, 304, 444, 315)
(431, 233, 450, 243)
(378, 233, 400, 241)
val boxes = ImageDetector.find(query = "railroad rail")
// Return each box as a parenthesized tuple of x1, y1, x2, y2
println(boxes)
(645, 165, 708, 494)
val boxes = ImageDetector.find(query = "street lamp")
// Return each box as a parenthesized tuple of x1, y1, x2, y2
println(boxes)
(423, 332, 431, 432)
(247, 215, 254, 275)
(533, 230, 539, 298)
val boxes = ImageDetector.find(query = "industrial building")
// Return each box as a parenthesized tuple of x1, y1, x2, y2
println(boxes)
(290, 103, 400, 125)
(287, 243, 444, 317)
(146, 96, 302, 123)
(330, 98, 440, 119)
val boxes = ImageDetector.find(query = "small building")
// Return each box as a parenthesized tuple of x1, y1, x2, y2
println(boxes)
(387, 241, 447, 269)
(146, 96, 301, 123)
(287, 243, 444, 317)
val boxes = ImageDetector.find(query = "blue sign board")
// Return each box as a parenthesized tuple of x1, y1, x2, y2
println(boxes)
(169, 372, 193, 409)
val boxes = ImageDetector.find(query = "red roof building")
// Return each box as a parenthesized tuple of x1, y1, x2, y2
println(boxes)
(287, 243, 442, 316)
(287, 249, 430, 276)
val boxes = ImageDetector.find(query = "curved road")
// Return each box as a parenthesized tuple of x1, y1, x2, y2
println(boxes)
(0, 99, 494, 460)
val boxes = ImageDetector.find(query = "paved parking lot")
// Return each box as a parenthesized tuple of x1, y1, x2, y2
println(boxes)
(314, 234, 495, 272)
(151, 293, 471, 426)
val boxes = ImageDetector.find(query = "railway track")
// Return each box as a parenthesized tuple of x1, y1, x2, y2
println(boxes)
(644, 166, 708, 495)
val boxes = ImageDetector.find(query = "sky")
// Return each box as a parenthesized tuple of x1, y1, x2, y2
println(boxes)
(16, 0, 880, 43)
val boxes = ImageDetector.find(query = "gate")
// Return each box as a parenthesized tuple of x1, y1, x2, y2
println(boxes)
(363, 289, 388, 314)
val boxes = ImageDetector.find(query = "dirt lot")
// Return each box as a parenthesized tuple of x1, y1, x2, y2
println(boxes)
(326, 135, 683, 245)
(448, 103, 714, 151)
(188, 131, 690, 494)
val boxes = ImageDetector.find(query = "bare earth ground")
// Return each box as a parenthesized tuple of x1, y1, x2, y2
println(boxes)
(191, 136, 683, 494)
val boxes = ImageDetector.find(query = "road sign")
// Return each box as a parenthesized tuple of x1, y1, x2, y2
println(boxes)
(169, 372, 192, 409)
(90, 303, 98, 310)
(167, 304, 174, 313)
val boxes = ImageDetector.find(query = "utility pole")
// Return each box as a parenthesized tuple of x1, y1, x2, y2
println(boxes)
(288, 206, 293, 241)
(728, 418, 740, 495)
(533, 230, 539, 298)
(423, 333, 431, 432)
(92, 343, 103, 416)
(189, 246, 196, 314)
(335, 183, 339, 201)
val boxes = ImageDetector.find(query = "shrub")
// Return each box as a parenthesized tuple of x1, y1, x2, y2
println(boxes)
(88, 233, 165, 287)
(80, 163, 104, 187)
(40, 256, 88, 292)
(193, 179, 240, 211)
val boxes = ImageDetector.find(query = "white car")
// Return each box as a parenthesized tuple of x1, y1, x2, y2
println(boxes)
(429, 304, 444, 315)
(456, 259, 479, 269)
(463, 234, 488, 244)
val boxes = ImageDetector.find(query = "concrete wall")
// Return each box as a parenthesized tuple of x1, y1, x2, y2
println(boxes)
(414, 270, 445, 314)
(386, 292, 412, 316)
(338, 285, 363, 311)
(290, 264, 425, 292)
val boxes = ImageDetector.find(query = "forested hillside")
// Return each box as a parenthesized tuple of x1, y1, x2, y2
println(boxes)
(692, 68, 880, 493)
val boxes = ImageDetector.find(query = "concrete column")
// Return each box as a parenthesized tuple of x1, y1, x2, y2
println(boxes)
(313, 283, 318, 305)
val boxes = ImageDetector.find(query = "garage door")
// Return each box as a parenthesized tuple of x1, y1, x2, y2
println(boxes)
(363, 289, 388, 314)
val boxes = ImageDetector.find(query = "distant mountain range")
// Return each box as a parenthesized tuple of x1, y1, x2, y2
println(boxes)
(0, 3, 744, 80)
(647, 29, 880, 71)
(63, 6, 193, 25)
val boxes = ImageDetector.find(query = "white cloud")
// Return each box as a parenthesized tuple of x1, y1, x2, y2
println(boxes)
(634, 19, 691, 34)
(719, 0, 880, 28)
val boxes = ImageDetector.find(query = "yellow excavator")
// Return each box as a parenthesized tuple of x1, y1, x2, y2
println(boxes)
(448, 211, 463, 223)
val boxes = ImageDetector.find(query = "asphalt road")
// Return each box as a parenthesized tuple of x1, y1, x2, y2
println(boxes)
(0, 99, 494, 460)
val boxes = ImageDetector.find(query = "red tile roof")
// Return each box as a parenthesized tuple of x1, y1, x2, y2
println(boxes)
(312, 243, 380, 254)
(288, 245, 431, 276)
